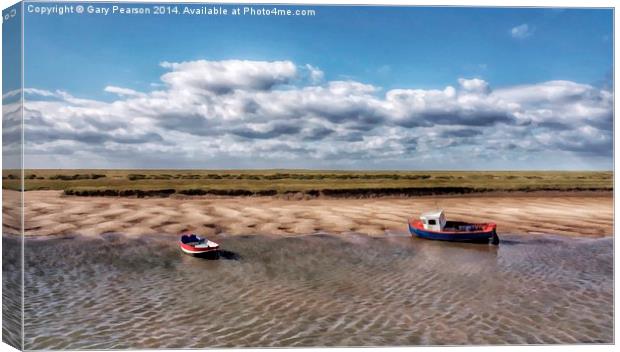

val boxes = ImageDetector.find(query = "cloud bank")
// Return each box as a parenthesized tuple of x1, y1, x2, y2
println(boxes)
(6, 59, 613, 169)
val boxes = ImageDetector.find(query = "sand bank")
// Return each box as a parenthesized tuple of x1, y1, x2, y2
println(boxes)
(4, 190, 611, 238)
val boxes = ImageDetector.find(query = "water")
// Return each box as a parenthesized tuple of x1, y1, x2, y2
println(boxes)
(2, 235, 22, 349)
(6, 232, 613, 349)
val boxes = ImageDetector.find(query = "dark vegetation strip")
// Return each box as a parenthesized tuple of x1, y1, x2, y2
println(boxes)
(124, 173, 434, 181)
(62, 186, 613, 198)
(4, 173, 107, 180)
(5, 173, 435, 181)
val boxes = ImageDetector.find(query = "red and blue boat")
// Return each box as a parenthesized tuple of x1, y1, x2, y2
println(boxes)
(179, 233, 220, 257)
(408, 210, 499, 244)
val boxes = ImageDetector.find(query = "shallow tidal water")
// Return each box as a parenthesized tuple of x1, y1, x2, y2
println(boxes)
(7, 232, 613, 349)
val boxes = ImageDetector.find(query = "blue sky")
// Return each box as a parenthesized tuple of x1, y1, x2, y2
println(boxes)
(3, 3, 21, 95)
(8, 3, 614, 170)
(24, 5, 612, 99)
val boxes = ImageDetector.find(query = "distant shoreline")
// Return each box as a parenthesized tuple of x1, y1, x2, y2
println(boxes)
(2, 170, 613, 197)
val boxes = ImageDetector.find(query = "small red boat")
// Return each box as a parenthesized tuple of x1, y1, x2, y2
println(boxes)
(179, 234, 220, 257)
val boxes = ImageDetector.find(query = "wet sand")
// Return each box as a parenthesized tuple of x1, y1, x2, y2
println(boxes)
(12, 190, 614, 238)
(10, 233, 612, 348)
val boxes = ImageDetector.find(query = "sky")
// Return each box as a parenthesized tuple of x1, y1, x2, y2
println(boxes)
(4, 3, 614, 169)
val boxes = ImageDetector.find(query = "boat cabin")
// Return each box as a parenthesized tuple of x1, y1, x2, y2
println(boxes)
(180, 234, 205, 245)
(420, 210, 447, 232)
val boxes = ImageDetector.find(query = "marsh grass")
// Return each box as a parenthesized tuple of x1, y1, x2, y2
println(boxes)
(2, 169, 612, 197)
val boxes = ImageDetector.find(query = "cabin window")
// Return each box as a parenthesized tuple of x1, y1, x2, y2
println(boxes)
(428, 219, 437, 225)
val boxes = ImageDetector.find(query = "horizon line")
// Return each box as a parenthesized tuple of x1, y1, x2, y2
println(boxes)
(6, 168, 614, 172)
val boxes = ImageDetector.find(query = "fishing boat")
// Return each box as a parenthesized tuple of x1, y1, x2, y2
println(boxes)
(178, 233, 220, 257)
(408, 210, 499, 245)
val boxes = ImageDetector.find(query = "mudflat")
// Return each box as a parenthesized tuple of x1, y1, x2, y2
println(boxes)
(14, 233, 613, 348)
(8, 190, 613, 238)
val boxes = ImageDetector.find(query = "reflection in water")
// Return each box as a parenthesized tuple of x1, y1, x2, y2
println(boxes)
(14, 233, 613, 349)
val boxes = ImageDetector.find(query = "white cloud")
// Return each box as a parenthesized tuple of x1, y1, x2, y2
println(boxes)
(16, 59, 613, 169)
(159, 59, 297, 94)
(104, 86, 145, 98)
(510, 23, 534, 39)
(458, 78, 490, 94)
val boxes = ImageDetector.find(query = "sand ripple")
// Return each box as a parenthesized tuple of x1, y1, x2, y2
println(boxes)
(11, 191, 614, 238)
(12, 233, 613, 349)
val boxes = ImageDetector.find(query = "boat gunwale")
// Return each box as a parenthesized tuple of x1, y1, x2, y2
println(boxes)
(179, 242, 220, 253)
(408, 219, 496, 235)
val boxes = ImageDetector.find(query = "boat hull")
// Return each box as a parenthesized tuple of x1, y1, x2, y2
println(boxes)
(179, 243, 220, 258)
(408, 220, 497, 243)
